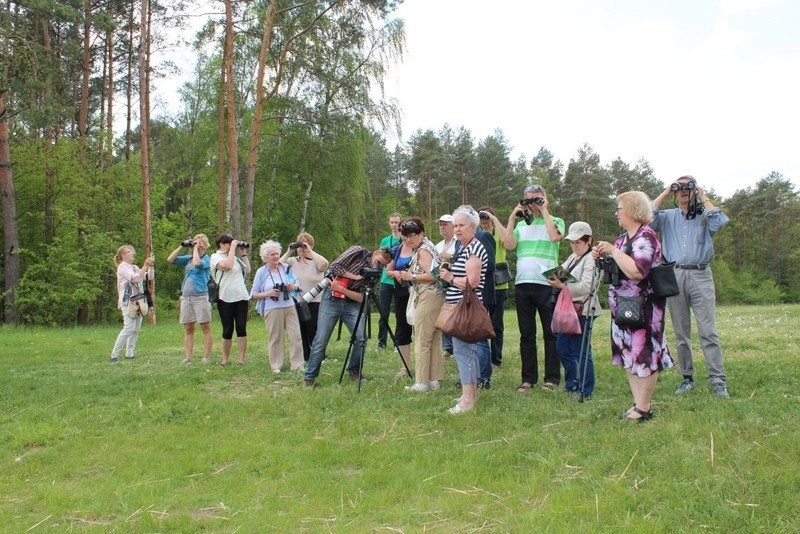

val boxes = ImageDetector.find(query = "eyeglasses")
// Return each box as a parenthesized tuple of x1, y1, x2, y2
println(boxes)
(400, 220, 422, 234)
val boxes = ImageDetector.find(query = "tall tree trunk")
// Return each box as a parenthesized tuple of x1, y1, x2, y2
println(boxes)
(223, 0, 239, 235)
(244, 0, 278, 242)
(217, 63, 227, 232)
(125, 0, 135, 161)
(139, 0, 155, 324)
(41, 19, 55, 243)
(0, 93, 20, 324)
(105, 12, 114, 168)
(79, 0, 91, 164)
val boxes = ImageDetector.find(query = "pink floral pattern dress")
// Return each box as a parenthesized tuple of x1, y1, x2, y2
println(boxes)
(609, 225, 673, 377)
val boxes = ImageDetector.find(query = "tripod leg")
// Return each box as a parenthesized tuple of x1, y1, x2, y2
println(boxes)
(371, 292, 412, 378)
(339, 295, 369, 385)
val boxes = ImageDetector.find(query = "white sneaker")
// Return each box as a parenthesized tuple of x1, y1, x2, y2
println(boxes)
(428, 380, 441, 391)
(395, 368, 410, 380)
(272, 368, 281, 374)
(404, 382, 430, 392)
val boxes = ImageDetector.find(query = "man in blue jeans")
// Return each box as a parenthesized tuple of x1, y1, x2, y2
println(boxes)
(304, 245, 392, 387)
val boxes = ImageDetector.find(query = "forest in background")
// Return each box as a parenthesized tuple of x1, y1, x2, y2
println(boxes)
(2, 0, 799, 326)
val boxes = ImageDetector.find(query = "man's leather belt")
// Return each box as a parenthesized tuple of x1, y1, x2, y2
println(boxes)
(675, 263, 707, 270)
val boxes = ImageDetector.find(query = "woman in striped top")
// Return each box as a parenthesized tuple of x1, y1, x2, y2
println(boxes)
(438, 205, 489, 414)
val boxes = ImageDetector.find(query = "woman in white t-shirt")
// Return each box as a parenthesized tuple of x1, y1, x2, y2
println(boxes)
(210, 233, 251, 365)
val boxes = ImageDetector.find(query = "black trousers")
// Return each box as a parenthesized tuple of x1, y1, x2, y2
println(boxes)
(515, 283, 560, 385)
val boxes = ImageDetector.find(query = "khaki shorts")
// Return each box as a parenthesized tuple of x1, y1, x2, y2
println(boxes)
(179, 295, 213, 324)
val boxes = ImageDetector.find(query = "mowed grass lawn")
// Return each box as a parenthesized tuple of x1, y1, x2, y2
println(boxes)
(1, 304, 799, 532)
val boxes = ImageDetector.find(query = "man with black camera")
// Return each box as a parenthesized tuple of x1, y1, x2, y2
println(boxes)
(168, 234, 214, 364)
(651, 175, 730, 398)
(502, 185, 565, 392)
(303, 245, 392, 387)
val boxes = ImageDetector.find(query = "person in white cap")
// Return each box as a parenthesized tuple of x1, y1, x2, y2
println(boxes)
(546, 221, 602, 399)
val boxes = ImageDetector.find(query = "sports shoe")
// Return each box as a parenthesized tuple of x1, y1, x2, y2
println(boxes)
(395, 368, 410, 380)
(303, 378, 317, 388)
(443, 351, 453, 359)
(124, 355, 135, 359)
(428, 380, 441, 391)
(711, 382, 730, 398)
(675, 378, 695, 394)
(404, 382, 429, 392)
(272, 368, 282, 374)
(109, 356, 118, 363)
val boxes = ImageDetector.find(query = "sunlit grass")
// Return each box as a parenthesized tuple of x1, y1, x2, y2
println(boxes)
(1, 305, 798, 531)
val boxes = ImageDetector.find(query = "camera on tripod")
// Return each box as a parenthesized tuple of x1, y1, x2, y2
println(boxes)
(272, 283, 290, 301)
(597, 255, 622, 286)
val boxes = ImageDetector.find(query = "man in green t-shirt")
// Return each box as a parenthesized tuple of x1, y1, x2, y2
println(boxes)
(501, 185, 564, 392)
(377, 212, 403, 349)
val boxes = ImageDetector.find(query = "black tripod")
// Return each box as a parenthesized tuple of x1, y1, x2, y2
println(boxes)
(577, 264, 602, 402)
(339, 279, 412, 391)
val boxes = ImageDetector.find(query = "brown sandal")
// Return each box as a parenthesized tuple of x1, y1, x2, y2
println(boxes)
(516, 383, 533, 393)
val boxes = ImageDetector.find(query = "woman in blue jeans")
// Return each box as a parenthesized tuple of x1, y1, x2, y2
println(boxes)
(547, 221, 602, 398)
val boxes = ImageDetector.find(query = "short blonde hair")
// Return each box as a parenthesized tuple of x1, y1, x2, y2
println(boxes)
(617, 191, 653, 225)
(296, 232, 315, 247)
(193, 233, 210, 249)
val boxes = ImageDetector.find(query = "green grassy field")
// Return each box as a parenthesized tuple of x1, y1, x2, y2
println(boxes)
(1, 304, 798, 532)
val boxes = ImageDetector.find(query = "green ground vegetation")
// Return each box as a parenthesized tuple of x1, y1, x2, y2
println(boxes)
(1, 304, 798, 531)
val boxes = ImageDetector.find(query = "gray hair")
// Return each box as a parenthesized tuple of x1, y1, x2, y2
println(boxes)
(453, 205, 479, 228)
(259, 240, 282, 261)
(524, 184, 545, 195)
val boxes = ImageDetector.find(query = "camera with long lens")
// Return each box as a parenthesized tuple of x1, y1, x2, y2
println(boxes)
(181, 240, 196, 247)
(289, 242, 307, 250)
(236, 241, 250, 249)
(597, 255, 622, 287)
(302, 270, 333, 302)
(272, 283, 290, 301)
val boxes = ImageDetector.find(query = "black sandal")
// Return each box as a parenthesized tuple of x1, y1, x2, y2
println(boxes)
(621, 406, 653, 422)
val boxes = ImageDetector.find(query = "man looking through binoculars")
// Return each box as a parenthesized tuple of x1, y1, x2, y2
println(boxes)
(651, 175, 730, 398)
